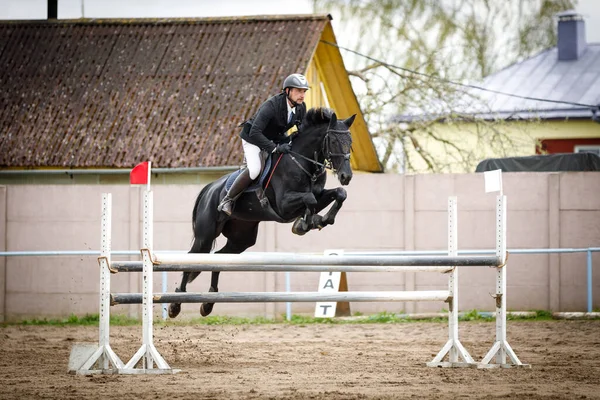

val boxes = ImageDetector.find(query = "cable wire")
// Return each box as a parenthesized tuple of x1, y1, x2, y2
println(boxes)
(321, 40, 598, 110)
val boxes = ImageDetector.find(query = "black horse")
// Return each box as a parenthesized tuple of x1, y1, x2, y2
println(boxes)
(168, 107, 356, 318)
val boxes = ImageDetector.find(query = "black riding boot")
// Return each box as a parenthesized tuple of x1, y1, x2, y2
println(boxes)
(217, 169, 253, 216)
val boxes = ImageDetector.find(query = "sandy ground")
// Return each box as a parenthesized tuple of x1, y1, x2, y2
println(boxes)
(1, 320, 599, 399)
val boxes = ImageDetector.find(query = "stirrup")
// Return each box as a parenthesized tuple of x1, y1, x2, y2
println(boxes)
(217, 197, 234, 215)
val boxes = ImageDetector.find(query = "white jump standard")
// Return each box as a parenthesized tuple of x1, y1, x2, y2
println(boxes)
(73, 194, 124, 374)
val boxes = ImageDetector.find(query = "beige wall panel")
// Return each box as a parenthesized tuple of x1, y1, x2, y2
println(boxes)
(510, 254, 550, 284)
(508, 286, 548, 311)
(7, 221, 130, 251)
(414, 211, 450, 249)
(154, 222, 192, 252)
(341, 173, 405, 211)
(459, 269, 498, 312)
(502, 173, 550, 210)
(7, 258, 100, 293)
(153, 186, 199, 222)
(507, 210, 550, 249)
(415, 271, 450, 289)
(452, 174, 493, 211)
(253, 222, 272, 252)
(343, 272, 408, 291)
(458, 210, 497, 248)
(414, 175, 456, 210)
(6, 293, 102, 320)
(273, 210, 404, 252)
(560, 173, 600, 210)
(559, 253, 589, 286)
(8, 185, 131, 222)
(560, 211, 600, 247)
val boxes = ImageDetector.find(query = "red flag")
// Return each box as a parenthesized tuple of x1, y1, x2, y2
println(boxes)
(130, 161, 150, 185)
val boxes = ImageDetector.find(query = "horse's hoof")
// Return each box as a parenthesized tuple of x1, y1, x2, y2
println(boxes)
(168, 303, 181, 318)
(200, 303, 214, 317)
(292, 226, 307, 236)
(292, 218, 308, 236)
(200, 286, 218, 316)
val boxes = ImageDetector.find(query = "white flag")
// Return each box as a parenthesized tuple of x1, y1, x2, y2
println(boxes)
(484, 169, 503, 194)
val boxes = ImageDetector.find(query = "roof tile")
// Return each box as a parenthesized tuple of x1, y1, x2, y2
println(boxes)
(0, 16, 329, 168)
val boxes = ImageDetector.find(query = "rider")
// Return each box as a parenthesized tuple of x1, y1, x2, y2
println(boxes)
(217, 73, 310, 216)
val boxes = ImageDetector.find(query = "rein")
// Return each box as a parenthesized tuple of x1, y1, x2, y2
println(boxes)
(267, 126, 351, 187)
(263, 153, 284, 190)
(289, 152, 326, 182)
(288, 127, 351, 180)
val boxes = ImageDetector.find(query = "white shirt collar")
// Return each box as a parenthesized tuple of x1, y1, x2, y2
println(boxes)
(287, 100, 295, 117)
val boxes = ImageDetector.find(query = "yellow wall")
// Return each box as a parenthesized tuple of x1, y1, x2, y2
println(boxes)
(303, 22, 382, 173)
(406, 119, 600, 173)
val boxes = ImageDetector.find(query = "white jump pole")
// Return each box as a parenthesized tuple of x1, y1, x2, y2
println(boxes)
(480, 195, 528, 368)
(76, 193, 124, 374)
(427, 197, 474, 367)
(122, 189, 173, 374)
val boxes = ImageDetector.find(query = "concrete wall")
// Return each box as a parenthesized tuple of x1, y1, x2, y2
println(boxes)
(1, 172, 599, 321)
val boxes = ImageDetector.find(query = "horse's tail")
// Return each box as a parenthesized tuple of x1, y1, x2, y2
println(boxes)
(191, 184, 212, 233)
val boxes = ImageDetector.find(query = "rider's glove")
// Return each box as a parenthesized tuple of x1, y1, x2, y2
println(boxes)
(273, 142, 292, 154)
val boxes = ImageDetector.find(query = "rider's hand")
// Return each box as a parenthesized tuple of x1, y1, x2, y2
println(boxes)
(273, 143, 292, 154)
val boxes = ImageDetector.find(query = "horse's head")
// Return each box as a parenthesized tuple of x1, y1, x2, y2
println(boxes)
(293, 107, 356, 186)
(323, 112, 355, 185)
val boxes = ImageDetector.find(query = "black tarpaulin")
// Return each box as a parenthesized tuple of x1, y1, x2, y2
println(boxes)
(475, 153, 600, 172)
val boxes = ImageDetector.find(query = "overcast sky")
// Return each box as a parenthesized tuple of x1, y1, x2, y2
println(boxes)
(1, 0, 598, 42)
(0, 0, 313, 19)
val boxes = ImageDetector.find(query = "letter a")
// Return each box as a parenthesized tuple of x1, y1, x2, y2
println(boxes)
(323, 279, 334, 289)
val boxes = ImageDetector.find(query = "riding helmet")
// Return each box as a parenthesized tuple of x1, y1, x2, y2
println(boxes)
(282, 74, 310, 91)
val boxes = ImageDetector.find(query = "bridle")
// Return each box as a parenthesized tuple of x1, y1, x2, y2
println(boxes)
(322, 129, 352, 163)
(288, 128, 352, 182)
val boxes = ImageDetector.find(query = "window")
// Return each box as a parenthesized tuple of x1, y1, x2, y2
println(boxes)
(574, 145, 600, 156)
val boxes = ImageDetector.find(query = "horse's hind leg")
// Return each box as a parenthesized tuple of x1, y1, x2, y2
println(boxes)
(168, 271, 201, 318)
(168, 237, 213, 319)
(199, 271, 220, 317)
(199, 221, 259, 317)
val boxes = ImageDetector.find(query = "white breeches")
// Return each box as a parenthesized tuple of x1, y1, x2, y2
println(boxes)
(242, 139, 263, 180)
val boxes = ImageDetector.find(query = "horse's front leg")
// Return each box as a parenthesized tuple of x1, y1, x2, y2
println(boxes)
(292, 208, 314, 236)
(286, 188, 347, 235)
(277, 191, 318, 236)
(312, 187, 347, 229)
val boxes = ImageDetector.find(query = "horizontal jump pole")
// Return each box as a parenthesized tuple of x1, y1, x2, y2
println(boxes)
(109, 261, 453, 273)
(110, 290, 451, 305)
(145, 250, 502, 267)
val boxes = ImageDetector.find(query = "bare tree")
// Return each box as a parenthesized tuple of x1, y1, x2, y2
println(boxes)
(314, 0, 575, 172)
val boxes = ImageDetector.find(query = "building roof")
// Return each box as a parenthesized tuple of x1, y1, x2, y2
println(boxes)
(0, 16, 382, 171)
(460, 44, 600, 120)
(396, 44, 600, 123)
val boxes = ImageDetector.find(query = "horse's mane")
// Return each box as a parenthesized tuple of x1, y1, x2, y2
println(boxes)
(303, 107, 334, 129)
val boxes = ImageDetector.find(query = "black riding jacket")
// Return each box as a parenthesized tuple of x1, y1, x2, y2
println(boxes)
(239, 92, 307, 153)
